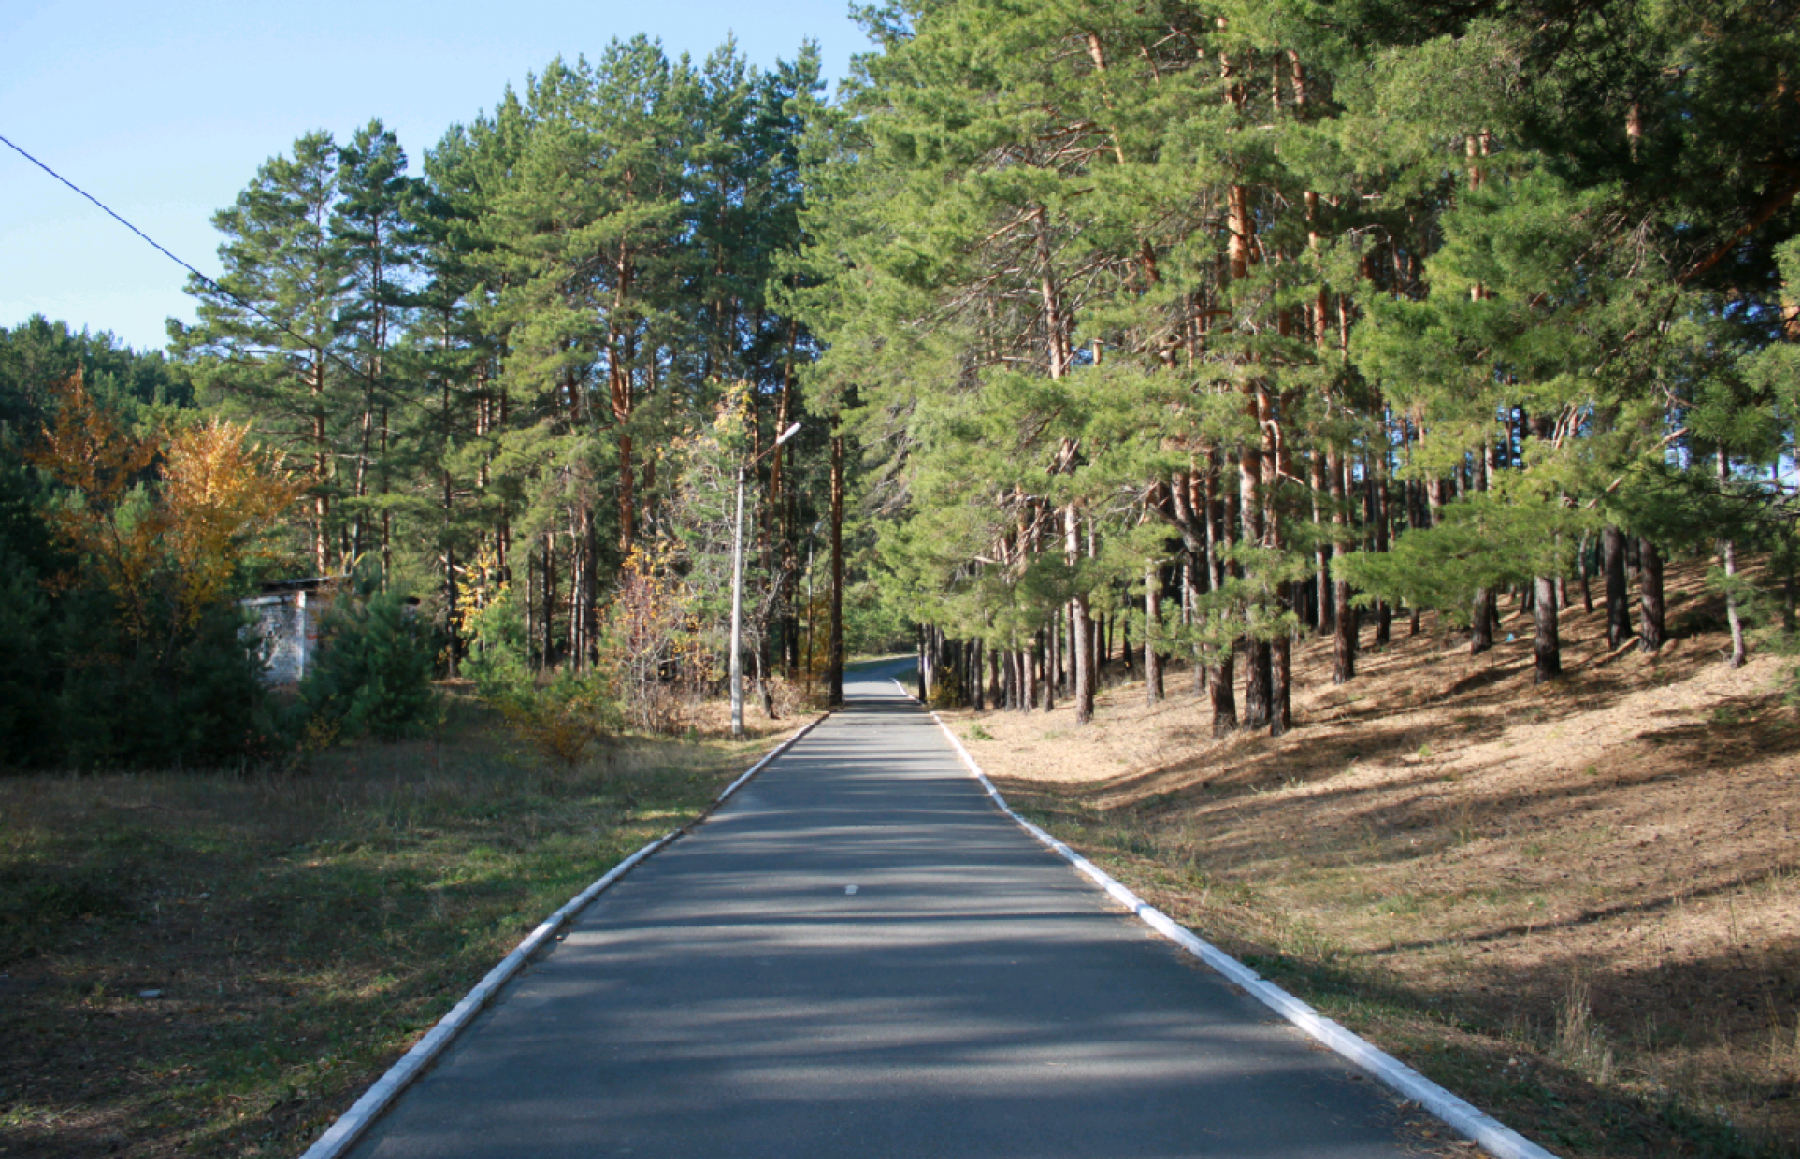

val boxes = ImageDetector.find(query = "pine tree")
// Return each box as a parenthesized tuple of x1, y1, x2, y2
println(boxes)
(333, 119, 423, 573)
(177, 131, 354, 575)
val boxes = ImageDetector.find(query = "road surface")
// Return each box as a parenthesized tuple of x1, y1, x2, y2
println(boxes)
(346, 661, 1430, 1158)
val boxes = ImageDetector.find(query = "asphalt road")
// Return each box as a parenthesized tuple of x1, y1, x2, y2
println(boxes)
(346, 661, 1429, 1159)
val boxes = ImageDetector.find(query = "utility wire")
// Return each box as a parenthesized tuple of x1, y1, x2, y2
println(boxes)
(0, 130, 384, 387)
(1, 130, 223, 303)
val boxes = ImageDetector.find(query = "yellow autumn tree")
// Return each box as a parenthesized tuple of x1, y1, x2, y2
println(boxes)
(29, 371, 303, 638)
(160, 417, 304, 620)
(28, 371, 163, 636)
(599, 540, 719, 733)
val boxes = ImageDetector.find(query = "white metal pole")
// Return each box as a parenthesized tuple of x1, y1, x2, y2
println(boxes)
(729, 464, 747, 738)
(728, 422, 797, 740)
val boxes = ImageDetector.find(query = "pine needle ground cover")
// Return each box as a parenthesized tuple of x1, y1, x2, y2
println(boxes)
(0, 703, 805, 1159)
(950, 560, 1799, 1159)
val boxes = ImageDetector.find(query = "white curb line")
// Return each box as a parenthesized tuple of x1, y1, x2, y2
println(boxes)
(921, 697, 1558, 1159)
(300, 714, 829, 1159)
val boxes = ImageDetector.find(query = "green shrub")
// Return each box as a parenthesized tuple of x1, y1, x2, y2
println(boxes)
(460, 589, 532, 702)
(298, 570, 438, 741)
(0, 539, 273, 771)
(54, 592, 270, 770)
(927, 665, 965, 709)
(0, 546, 56, 768)
(460, 591, 619, 764)
(494, 670, 619, 768)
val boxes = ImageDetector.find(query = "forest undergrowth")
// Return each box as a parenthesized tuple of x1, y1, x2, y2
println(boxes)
(0, 695, 807, 1159)
(948, 558, 1800, 1159)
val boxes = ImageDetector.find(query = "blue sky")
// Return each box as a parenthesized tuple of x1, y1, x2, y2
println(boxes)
(0, 0, 873, 353)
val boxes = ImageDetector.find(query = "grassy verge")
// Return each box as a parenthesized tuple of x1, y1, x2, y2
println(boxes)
(946, 564, 1798, 1159)
(0, 699, 806, 1159)
(1006, 791, 1791, 1159)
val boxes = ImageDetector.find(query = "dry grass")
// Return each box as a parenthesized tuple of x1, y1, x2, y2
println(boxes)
(0, 695, 805, 1159)
(948, 562, 1800, 1158)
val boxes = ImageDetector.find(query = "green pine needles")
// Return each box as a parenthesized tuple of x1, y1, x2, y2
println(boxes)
(298, 568, 439, 742)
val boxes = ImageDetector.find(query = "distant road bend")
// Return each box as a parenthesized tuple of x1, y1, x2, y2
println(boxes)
(346, 660, 1428, 1159)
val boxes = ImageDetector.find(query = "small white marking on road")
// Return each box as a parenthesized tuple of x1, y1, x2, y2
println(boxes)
(844, 884, 858, 895)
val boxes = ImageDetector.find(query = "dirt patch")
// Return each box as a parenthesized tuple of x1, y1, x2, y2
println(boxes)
(948, 566, 1799, 1158)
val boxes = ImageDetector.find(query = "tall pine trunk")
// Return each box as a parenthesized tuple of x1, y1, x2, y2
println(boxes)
(1471, 589, 1495, 654)
(1264, 390, 1291, 735)
(1722, 537, 1747, 668)
(1603, 525, 1632, 648)
(1209, 455, 1239, 736)
(1330, 449, 1356, 682)
(828, 431, 845, 707)
(1066, 503, 1094, 725)
(1072, 596, 1094, 725)
(1145, 558, 1164, 706)
(1240, 437, 1271, 727)
(1200, 463, 1222, 694)
(1718, 454, 1748, 668)
(312, 358, 330, 575)
(1209, 646, 1237, 738)
(1372, 445, 1393, 647)
(1638, 537, 1665, 653)
(1313, 451, 1333, 637)
(542, 534, 557, 668)
(1533, 574, 1562, 683)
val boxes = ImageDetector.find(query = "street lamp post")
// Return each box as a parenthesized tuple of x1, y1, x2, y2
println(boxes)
(730, 421, 801, 738)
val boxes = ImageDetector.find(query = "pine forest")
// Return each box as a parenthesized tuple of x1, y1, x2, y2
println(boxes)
(0, 1, 1793, 763)
(3, 3, 1800, 1156)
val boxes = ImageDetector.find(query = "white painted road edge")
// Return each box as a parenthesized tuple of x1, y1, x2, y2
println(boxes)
(299, 714, 829, 1159)
(910, 686, 1559, 1159)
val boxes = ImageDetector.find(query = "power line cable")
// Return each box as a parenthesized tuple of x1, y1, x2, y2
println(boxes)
(0, 130, 391, 389)
(1, 130, 224, 302)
